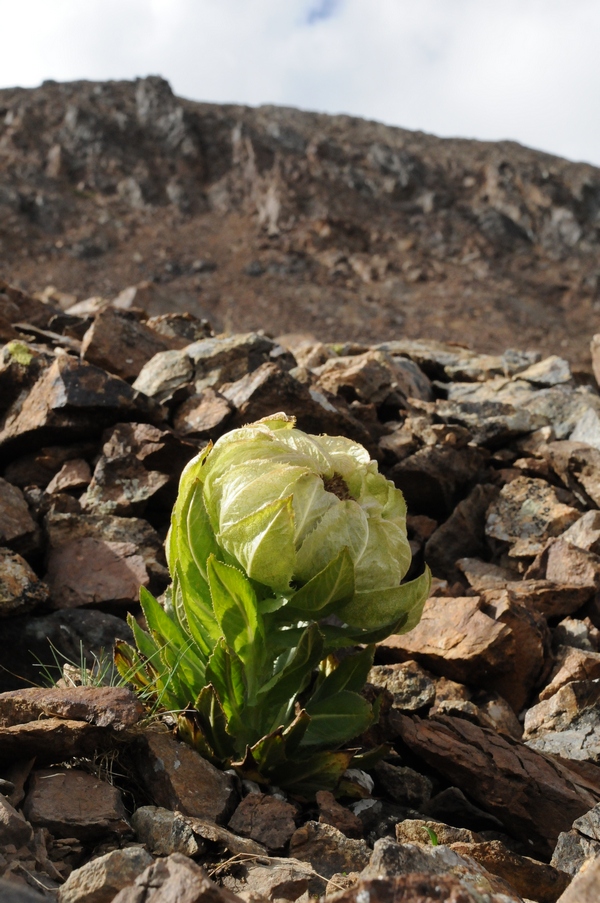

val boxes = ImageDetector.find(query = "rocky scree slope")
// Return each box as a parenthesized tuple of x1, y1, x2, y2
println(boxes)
(2, 76, 600, 369)
(2, 281, 600, 901)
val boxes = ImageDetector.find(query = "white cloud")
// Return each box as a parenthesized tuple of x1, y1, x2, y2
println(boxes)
(1, 0, 599, 166)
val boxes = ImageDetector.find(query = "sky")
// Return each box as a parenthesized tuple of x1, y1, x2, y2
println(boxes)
(1, 0, 599, 167)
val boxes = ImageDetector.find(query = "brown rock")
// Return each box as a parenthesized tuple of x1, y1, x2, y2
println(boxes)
(424, 484, 498, 583)
(288, 821, 371, 879)
(0, 718, 123, 766)
(390, 444, 488, 518)
(546, 539, 600, 588)
(23, 767, 130, 840)
(3, 441, 96, 489)
(540, 646, 600, 700)
(222, 857, 322, 903)
(450, 839, 570, 903)
(327, 873, 519, 903)
(81, 306, 180, 380)
(555, 856, 600, 903)
(57, 845, 153, 903)
(395, 817, 481, 845)
(228, 792, 298, 849)
(45, 535, 149, 608)
(0, 793, 33, 848)
(313, 350, 432, 405)
(135, 729, 237, 825)
(543, 441, 600, 508)
(390, 711, 599, 856)
(316, 791, 363, 839)
(456, 557, 522, 591)
(378, 595, 512, 686)
(0, 478, 37, 547)
(561, 510, 600, 554)
(131, 806, 206, 857)
(0, 354, 163, 461)
(173, 387, 234, 439)
(486, 476, 581, 558)
(45, 458, 92, 493)
(0, 687, 144, 730)
(111, 853, 246, 903)
(0, 548, 49, 617)
(487, 579, 593, 619)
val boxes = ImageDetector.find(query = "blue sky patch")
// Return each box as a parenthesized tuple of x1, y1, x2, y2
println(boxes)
(306, 0, 341, 25)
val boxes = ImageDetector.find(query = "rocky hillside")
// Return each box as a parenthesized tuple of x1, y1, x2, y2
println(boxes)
(2, 77, 600, 370)
(2, 279, 600, 900)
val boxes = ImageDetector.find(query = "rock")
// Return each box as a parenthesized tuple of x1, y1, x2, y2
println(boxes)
(554, 856, 600, 903)
(523, 680, 600, 763)
(543, 441, 600, 508)
(146, 312, 212, 344)
(221, 857, 323, 902)
(111, 853, 245, 903)
(450, 839, 571, 903)
(561, 510, 600, 553)
(0, 687, 144, 730)
(0, 792, 33, 847)
(312, 350, 432, 405)
(436, 397, 547, 446)
(0, 718, 124, 766)
(0, 549, 49, 617)
(131, 806, 205, 856)
(519, 355, 572, 387)
(0, 478, 38, 551)
(482, 579, 593, 619)
(4, 441, 96, 489)
(574, 801, 600, 840)
(372, 761, 432, 808)
(570, 407, 600, 450)
(421, 787, 505, 833)
(0, 354, 164, 461)
(541, 647, 600, 700)
(545, 539, 600, 588)
(132, 348, 194, 404)
(184, 816, 267, 856)
(368, 661, 435, 712)
(81, 306, 179, 380)
(591, 333, 600, 388)
(395, 817, 481, 845)
(173, 387, 234, 439)
(390, 444, 487, 519)
(552, 829, 600, 877)
(22, 767, 130, 840)
(424, 484, 498, 583)
(486, 476, 581, 558)
(57, 845, 153, 903)
(456, 557, 520, 590)
(378, 595, 512, 686)
(0, 878, 51, 902)
(390, 711, 599, 856)
(330, 873, 520, 903)
(45, 458, 92, 493)
(288, 821, 371, 879)
(79, 422, 195, 517)
(134, 729, 237, 824)
(316, 791, 363, 839)
(228, 792, 298, 850)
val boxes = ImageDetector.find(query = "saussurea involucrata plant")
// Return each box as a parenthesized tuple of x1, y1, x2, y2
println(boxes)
(115, 413, 431, 798)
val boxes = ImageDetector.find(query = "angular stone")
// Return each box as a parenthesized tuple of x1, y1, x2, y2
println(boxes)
(436, 397, 547, 446)
(173, 387, 233, 439)
(561, 510, 600, 553)
(421, 786, 505, 833)
(524, 680, 600, 763)
(0, 718, 124, 766)
(484, 579, 593, 619)
(3, 441, 96, 489)
(185, 816, 267, 856)
(57, 845, 153, 903)
(81, 306, 178, 380)
(187, 332, 286, 390)
(574, 801, 600, 839)
(288, 821, 371, 879)
(331, 873, 520, 903)
(395, 818, 481, 845)
(135, 729, 237, 825)
(111, 853, 245, 903)
(519, 355, 572, 387)
(543, 441, 600, 508)
(368, 662, 435, 712)
(45, 458, 92, 493)
(570, 407, 600, 450)
(228, 792, 298, 850)
(131, 806, 205, 857)
(0, 354, 164, 461)
(551, 829, 600, 878)
(375, 338, 536, 382)
(313, 350, 432, 405)
(554, 855, 600, 903)
(0, 793, 33, 848)
(378, 595, 512, 686)
(0, 878, 51, 903)
(0, 549, 49, 617)
(373, 761, 432, 808)
(546, 539, 600, 588)
(456, 557, 520, 591)
(221, 857, 322, 903)
(0, 478, 37, 547)
(132, 348, 194, 404)
(0, 687, 144, 730)
(541, 647, 600, 700)
(450, 839, 571, 903)
(390, 444, 487, 518)
(390, 711, 599, 856)
(23, 767, 130, 840)
(486, 476, 581, 558)
(424, 484, 498, 582)
(146, 312, 212, 344)
(316, 791, 363, 839)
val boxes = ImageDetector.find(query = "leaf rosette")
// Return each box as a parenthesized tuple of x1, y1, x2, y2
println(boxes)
(116, 413, 430, 797)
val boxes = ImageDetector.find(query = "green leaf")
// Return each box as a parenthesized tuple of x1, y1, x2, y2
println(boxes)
(218, 496, 296, 592)
(256, 623, 324, 713)
(285, 547, 355, 615)
(205, 638, 246, 737)
(281, 709, 311, 757)
(139, 586, 206, 694)
(192, 684, 237, 761)
(309, 645, 375, 705)
(177, 708, 221, 767)
(269, 749, 355, 797)
(174, 561, 220, 656)
(207, 557, 264, 682)
(303, 690, 374, 748)
(336, 566, 431, 630)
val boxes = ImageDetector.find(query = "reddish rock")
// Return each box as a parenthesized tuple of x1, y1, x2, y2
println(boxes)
(23, 767, 130, 840)
(228, 792, 298, 849)
(546, 539, 600, 588)
(424, 484, 498, 583)
(45, 458, 92, 494)
(173, 387, 234, 439)
(0, 687, 144, 730)
(111, 853, 245, 903)
(57, 845, 153, 903)
(45, 536, 149, 608)
(288, 821, 371, 879)
(0, 478, 37, 547)
(390, 711, 599, 856)
(541, 646, 600, 701)
(316, 790, 363, 839)
(555, 856, 600, 903)
(0, 793, 33, 848)
(327, 872, 519, 903)
(0, 718, 124, 766)
(135, 729, 237, 825)
(0, 549, 49, 617)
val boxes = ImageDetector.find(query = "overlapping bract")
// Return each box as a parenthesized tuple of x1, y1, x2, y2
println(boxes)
(115, 414, 430, 796)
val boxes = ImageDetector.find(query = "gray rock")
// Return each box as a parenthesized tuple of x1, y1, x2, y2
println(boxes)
(132, 806, 204, 857)
(373, 761, 432, 809)
(0, 878, 50, 903)
(111, 853, 243, 903)
(551, 829, 600, 877)
(288, 821, 371, 879)
(368, 662, 435, 712)
(524, 679, 600, 763)
(221, 857, 323, 902)
(57, 846, 153, 903)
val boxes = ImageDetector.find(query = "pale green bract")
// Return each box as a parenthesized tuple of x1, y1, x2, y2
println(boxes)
(115, 413, 431, 798)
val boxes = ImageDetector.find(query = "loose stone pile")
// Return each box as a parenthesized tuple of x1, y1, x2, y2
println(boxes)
(2, 278, 600, 902)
